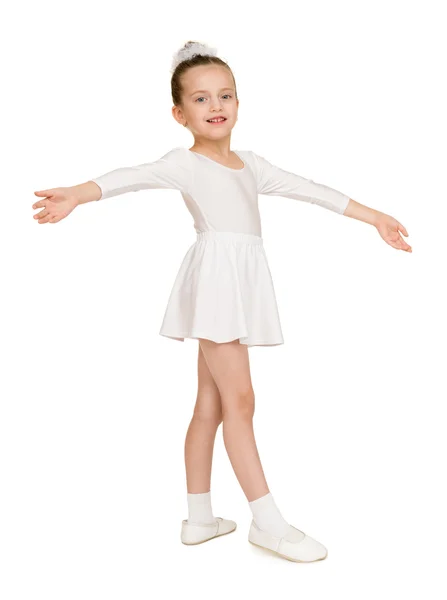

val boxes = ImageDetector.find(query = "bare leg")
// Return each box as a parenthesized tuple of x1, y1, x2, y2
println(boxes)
(198, 338, 269, 502)
(184, 343, 223, 493)
(193, 339, 328, 562)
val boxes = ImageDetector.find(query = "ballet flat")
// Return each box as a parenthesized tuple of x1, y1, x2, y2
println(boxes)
(181, 517, 237, 545)
(248, 520, 328, 562)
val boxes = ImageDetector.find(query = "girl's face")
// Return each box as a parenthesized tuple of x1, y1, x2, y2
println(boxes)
(173, 65, 239, 140)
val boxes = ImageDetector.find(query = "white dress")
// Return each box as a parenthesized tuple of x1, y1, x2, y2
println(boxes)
(91, 147, 350, 347)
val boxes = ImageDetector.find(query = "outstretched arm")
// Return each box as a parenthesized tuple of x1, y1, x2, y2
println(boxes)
(343, 198, 412, 253)
(250, 152, 412, 253)
(32, 148, 192, 224)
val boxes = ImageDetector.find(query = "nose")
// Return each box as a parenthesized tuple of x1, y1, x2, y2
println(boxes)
(210, 98, 224, 112)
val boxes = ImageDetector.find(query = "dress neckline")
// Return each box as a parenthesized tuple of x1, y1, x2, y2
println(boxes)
(188, 149, 246, 172)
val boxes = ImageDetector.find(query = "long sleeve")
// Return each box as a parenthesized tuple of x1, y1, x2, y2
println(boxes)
(90, 147, 192, 200)
(250, 151, 350, 215)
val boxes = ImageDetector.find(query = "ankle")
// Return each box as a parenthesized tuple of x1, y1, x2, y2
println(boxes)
(249, 492, 290, 538)
(187, 491, 216, 524)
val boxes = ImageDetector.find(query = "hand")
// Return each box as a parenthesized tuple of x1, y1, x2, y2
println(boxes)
(32, 187, 79, 224)
(375, 213, 412, 252)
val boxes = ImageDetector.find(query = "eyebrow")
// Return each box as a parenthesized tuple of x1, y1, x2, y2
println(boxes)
(190, 87, 234, 96)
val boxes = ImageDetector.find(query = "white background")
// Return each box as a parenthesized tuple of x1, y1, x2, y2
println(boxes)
(2, 0, 446, 598)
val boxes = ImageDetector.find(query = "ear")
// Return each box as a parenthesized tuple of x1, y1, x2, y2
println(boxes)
(171, 105, 184, 126)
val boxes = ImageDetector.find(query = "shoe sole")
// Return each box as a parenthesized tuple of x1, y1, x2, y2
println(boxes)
(248, 540, 327, 563)
(181, 525, 237, 546)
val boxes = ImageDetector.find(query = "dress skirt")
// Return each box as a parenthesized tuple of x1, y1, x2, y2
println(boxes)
(159, 231, 284, 347)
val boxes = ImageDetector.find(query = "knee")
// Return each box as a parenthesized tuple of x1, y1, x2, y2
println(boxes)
(222, 388, 255, 420)
(193, 405, 223, 426)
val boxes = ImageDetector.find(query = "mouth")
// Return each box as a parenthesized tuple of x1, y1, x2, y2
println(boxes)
(206, 117, 227, 124)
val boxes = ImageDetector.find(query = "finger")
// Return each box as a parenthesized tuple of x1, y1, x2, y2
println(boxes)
(34, 190, 52, 197)
(397, 231, 411, 251)
(387, 235, 404, 250)
(397, 222, 408, 236)
(38, 215, 52, 224)
(32, 200, 47, 210)
(391, 236, 411, 252)
(396, 234, 407, 249)
(34, 209, 48, 219)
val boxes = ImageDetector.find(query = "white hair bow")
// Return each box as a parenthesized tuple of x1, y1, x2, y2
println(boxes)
(171, 42, 218, 73)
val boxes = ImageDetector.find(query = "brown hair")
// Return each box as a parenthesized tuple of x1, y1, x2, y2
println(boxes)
(171, 41, 238, 107)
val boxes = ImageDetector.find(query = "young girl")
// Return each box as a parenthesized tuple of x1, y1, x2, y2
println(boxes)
(32, 41, 412, 563)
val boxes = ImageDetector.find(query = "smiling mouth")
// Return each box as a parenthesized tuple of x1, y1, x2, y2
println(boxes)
(207, 117, 227, 123)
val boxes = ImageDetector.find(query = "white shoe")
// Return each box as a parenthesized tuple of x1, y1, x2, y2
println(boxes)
(181, 517, 237, 545)
(248, 520, 328, 562)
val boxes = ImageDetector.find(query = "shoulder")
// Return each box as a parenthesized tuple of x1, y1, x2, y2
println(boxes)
(156, 146, 194, 174)
(235, 149, 255, 162)
(153, 146, 193, 192)
(158, 146, 190, 163)
(235, 150, 267, 176)
(236, 150, 268, 166)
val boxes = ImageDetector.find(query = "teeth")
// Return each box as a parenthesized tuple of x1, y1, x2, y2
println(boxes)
(208, 118, 225, 122)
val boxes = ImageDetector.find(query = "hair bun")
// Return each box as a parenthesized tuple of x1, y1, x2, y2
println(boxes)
(171, 41, 218, 73)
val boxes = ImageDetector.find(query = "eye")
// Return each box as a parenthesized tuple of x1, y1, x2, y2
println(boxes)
(195, 94, 233, 103)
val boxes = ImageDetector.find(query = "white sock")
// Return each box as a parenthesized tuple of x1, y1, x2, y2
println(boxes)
(249, 492, 291, 538)
(187, 491, 216, 525)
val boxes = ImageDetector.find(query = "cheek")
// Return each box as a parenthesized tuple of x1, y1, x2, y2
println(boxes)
(190, 107, 206, 121)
